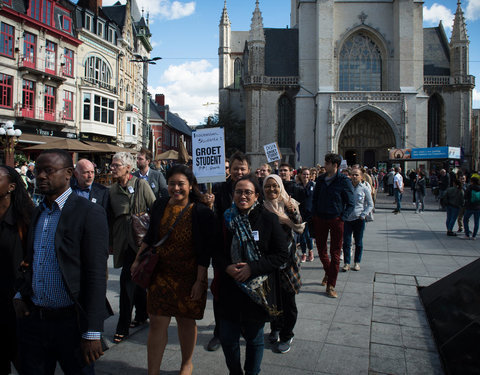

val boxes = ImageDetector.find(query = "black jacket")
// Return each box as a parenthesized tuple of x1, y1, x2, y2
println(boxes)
(214, 204, 289, 323)
(71, 177, 110, 212)
(213, 178, 234, 217)
(143, 197, 214, 268)
(312, 172, 355, 221)
(18, 193, 110, 333)
(133, 168, 168, 199)
(464, 185, 480, 210)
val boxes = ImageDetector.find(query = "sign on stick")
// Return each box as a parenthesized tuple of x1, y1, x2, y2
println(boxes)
(192, 127, 226, 184)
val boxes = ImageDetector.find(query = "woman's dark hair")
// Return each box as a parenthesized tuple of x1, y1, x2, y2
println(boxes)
(166, 164, 202, 202)
(0, 165, 34, 228)
(471, 176, 479, 186)
(233, 174, 261, 194)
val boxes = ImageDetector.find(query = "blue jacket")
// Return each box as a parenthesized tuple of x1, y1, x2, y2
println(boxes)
(312, 172, 355, 221)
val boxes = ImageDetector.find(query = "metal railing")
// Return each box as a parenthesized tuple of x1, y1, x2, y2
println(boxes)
(17, 55, 72, 79)
(15, 106, 67, 124)
(81, 77, 117, 94)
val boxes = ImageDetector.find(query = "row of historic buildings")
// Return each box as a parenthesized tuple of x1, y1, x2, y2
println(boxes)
(0, 0, 191, 161)
(219, 0, 476, 170)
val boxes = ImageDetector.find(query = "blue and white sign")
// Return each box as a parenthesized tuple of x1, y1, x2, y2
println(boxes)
(410, 147, 461, 160)
(192, 127, 226, 183)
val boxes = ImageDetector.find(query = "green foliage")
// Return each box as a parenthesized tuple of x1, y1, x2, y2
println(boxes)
(204, 109, 245, 156)
(14, 152, 28, 166)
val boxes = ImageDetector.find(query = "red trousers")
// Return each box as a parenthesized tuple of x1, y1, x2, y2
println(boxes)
(313, 216, 344, 288)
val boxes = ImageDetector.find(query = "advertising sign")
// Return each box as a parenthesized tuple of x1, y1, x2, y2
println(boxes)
(192, 127, 226, 184)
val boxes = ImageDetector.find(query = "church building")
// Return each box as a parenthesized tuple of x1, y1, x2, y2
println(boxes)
(218, 0, 475, 169)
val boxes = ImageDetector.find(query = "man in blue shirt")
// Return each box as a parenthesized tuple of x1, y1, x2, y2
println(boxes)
(14, 149, 109, 374)
(133, 148, 168, 199)
(71, 159, 109, 211)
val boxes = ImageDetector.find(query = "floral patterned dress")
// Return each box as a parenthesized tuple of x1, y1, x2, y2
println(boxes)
(147, 203, 207, 319)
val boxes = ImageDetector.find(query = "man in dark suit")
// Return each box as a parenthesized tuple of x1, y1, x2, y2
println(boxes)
(14, 149, 109, 374)
(71, 159, 109, 211)
(133, 148, 168, 199)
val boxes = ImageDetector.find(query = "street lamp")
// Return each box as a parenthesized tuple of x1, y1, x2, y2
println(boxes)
(130, 55, 162, 149)
(0, 120, 22, 167)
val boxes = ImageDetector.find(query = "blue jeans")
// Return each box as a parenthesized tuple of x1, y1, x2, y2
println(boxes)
(446, 206, 460, 231)
(299, 224, 313, 253)
(218, 319, 265, 375)
(415, 192, 425, 212)
(394, 188, 402, 211)
(342, 219, 366, 264)
(16, 310, 95, 375)
(463, 209, 480, 238)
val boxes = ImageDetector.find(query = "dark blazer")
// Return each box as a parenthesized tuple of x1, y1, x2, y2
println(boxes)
(70, 177, 109, 211)
(133, 168, 168, 199)
(312, 172, 355, 221)
(18, 193, 109, 333)
(143, 197, 214, 268)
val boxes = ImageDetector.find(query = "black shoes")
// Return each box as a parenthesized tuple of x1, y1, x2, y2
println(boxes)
(207, 336, 221, 351)
(447, 231, 457, 236)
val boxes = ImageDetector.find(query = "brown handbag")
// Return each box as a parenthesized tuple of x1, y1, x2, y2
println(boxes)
(131, 178, 151, 248)
(132, 203, 191, 288)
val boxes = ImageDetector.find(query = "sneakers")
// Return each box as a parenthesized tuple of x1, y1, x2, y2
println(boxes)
(206, 336, 221, 351)
(342, 264, 350, 272)
(321, 274, 328, 286)
(353, 263, 360, 271)
(276, 338, 293, 354)
(268, 330, 280, 344)
(300, 254, 307, 263)
(307, 250, 314, 262)
(326, 285, 338, 298)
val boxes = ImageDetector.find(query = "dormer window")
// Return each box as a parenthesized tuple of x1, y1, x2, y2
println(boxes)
(85, 14, 92, 31)
(108, 27, 115, 43)
(97, 21, 104, 38)
(62, 16, 72, 33)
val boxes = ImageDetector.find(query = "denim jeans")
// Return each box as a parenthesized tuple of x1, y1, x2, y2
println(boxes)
(415, 192, 425, 212)
(463, 209, 480, 238)
(16, 311, 95, 375)
(218, 319, 265, 375)
(299, 224, 313, 253)
(445, 206, 460, 231)
(394, 188, 402, 211)
(343, 218, 366, 264)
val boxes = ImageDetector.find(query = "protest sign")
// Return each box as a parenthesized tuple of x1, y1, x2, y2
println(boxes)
(192, 127, 226, 184)
(264, 142, 282, 162)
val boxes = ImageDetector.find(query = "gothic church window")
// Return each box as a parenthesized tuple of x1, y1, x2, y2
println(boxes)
(339, 33, 382, 91)
(278, 95, 294, 151)
(233, 58, 242, 89)
(428, 94, 442, 147)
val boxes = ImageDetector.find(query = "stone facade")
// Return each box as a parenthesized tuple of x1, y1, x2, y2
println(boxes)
(219, 0, 475, 169)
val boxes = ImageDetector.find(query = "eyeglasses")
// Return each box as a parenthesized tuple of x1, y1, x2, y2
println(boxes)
(264, 184, 279, 190)
(234, 189, 255, 197)
(34, 166, 69, 177)
(110, 163, 124, 169)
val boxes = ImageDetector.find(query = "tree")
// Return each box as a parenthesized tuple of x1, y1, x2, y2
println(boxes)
(203, 108, 245, 156)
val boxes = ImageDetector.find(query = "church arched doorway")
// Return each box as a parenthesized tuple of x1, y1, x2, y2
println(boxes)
(338, 110, 396, 168)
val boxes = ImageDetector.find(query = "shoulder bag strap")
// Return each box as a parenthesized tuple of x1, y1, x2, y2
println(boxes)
(153, 202, 192, 247)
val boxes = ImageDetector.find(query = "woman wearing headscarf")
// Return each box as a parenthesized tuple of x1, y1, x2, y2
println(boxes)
(262, 174, 304, 354)
(0, 166, 34, 374)
(215, 174, 289, 375)
(108, 152, 156, 343)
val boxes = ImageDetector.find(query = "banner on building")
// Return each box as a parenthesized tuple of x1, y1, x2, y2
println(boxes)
(389, 147, 461, 160)
(264, 142, 282, 162)
(192, 127, 226, 184)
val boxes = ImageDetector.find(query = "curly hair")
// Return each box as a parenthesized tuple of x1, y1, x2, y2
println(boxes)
(0, 165, 34, 228)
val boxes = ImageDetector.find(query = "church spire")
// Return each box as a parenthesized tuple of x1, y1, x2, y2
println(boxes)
(249, 0, 265, 43)
(451, 0, 468, 43)
(219, 0, 230, 26)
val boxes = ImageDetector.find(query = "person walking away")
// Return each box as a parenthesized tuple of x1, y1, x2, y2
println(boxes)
(298, 168, 315, 262)
(131, 165, 214, 375)
(0, 166, 34, 374)
(263, 175, 304, 353)
(456, 174, 467, 232)
(443, 179, 464, 236)
(414, 171, 427, 213)
(312, 153, 354, 298)
(215, 175, 289, 374)
(463, 177, 480, 240)
(13, 149, 109, 374)
(438, 169, 450, 210)
(386, 168, 395, 196)
(108, 152, 156, 343)
(342, 168, 373, 272)
(393, 167, 404, 214)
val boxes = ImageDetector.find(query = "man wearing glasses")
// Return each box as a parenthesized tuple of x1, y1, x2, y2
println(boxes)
(14, 149, 109, 374)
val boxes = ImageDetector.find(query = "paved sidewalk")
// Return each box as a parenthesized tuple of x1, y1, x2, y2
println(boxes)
(95, 188, 480, 375)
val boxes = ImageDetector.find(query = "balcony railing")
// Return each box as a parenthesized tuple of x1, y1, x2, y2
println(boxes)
(17, 55, 70, 81)
(81, 77, 117, 94)
(424, 75, 475, 86)
(334, 92, 402, 102)
(243, 75, 299, 86)
(15, 106, 67, 124)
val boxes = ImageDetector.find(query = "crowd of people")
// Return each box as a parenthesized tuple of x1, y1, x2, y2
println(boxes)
(3, 148, 480, 375)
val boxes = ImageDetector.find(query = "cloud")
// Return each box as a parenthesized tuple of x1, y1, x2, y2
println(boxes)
(423, 3, 455, 30)
(149, 60, 218, 125)
(102, 0, 195, 20)
(466, 0, 480, 20)
(474, 88, 480, 109)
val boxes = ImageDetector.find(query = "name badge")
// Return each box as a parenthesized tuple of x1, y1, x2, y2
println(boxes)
(128, 186, 135, 194)
(91, 198, 97, 203)
(252, 230, 259, 241)
(151, 182, 156, 189)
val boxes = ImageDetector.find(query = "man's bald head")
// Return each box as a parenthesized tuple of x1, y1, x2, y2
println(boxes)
(74, 159, 95, 188)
